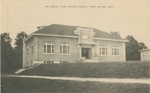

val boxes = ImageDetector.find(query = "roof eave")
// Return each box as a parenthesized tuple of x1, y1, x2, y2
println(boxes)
(24, 33, 34, 43)
(138, 49, 150, 52)
(24, 33, 128, 43)
(94, 37, 128, 42)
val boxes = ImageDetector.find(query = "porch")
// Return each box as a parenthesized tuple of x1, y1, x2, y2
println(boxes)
(78, 42, 99, 62)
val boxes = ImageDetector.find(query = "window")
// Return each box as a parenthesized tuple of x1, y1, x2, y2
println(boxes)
(60, 42, 70, 54)
(99, 44, 107, 55)
(27, 62, 28, 67)
(43, 42, 54, 54)
(26, 46, 29, 55)
(60, 61, 69, 63)
(112, 45, 119, 55)
(31, 44, 33, 54)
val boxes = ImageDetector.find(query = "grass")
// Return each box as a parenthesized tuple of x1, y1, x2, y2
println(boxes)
(2, 77, 150, 93)
(1, 69, 18, 74)
(20, 61, 150, 78)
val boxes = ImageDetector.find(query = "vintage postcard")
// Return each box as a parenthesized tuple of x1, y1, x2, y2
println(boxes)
(1, 0, 150, 93)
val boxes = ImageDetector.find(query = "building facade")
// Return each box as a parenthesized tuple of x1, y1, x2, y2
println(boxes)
(23, 24, 127, 68)
(139, 49, 150, 61)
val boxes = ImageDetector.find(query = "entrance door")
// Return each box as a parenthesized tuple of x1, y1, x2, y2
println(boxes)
(82, 48, 90, 59)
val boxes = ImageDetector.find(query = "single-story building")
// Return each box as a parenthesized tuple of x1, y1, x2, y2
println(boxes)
(139, 49, 150, 61)
(23, 24, 128, 68)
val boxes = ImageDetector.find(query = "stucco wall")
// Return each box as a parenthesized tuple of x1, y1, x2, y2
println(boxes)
(23, 37, 34, 67)
(34, 36, 79, 63)
(140, 50, 150, 61)
(94, 39, 126, 62)
(23, 36, 126, 68)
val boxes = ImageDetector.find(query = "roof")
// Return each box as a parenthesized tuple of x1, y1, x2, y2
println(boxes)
(33, 24, 124, 40)
(139, 49, 150, 52)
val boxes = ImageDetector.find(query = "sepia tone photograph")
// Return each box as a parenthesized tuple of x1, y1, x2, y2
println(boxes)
(1, 0, 150, 93)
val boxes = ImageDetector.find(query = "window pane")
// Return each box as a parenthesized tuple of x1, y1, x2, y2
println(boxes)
(68, 46, 69, 54)
(60, 46, 62, 53)
(52, 45, 54, 53)
(102, 48, 105, 55)
(31, 46, 33, 53)
(63, 46, 67, 54)
(100, 48, 101, 55)
(117, 49, 119, 55)
(47, 45, 51, 53)
(114, 49, 117, 55)
(44, 45, 46, 53)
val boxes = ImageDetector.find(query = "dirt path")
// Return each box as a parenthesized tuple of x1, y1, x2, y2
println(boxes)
(5, 75, 150, 84)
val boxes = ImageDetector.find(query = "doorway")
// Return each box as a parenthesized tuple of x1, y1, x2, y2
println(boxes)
(81, 48, 91, 59)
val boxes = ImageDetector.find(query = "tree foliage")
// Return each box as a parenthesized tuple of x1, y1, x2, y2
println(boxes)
(14, 31, 28, 69)
(138, 42, 147, 49)
(1, 33, 14, 71)
(111, 32, 121, 38)
(125, 35, 147, 61)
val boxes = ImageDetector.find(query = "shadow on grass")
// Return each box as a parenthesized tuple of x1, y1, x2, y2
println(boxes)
(1, 77, 150, 93)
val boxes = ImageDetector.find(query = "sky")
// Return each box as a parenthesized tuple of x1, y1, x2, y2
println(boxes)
(1, 0, 150, 48)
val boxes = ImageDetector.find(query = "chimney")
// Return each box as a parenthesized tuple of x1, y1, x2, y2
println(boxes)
(37, 26, 46, 30)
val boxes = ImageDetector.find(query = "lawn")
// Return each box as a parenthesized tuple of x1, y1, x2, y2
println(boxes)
(2, 77, 150, 93)
(1, 69, 18, 75)
(20, 61, 150, 78)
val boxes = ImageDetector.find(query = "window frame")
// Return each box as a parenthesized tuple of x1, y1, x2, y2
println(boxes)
(60, 42, 70, 55)
(111, 45, 120, 56)
(43, 42, 55, 54)
(99, 44, 108, 56)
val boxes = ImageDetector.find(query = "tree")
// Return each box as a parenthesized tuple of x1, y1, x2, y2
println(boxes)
(1, 33, 14, 72)
(125, 35, 147, 61)
(14, 31, 28, 69)
(139, 42, 147, 49)
(111, 32, 121, 38)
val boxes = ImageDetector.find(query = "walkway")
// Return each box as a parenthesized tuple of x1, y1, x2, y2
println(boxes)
(7, 75, 150, 84)
(15, 63, 41, 74)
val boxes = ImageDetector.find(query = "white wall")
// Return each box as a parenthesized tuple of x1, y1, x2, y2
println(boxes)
(140, 50, 150, 61)
(94, 40, 126, 62)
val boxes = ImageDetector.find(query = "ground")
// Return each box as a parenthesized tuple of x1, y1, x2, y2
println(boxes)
(2, 77, 150, 93)
(1, 61, 150, 93)
(20, 61, 150, 78)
